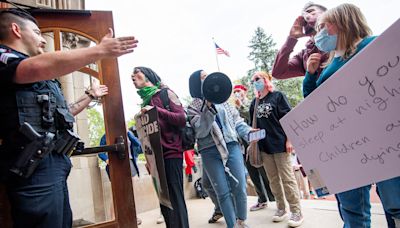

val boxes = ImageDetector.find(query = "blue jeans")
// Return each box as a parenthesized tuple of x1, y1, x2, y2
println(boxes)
(202, 167, 221, 214)
(336, 185, 371, 228)
(7, 153, 72, 228)
(376, 177, 400, 220)
(201, 142, 247, 228)
(337, 176, 400, 228)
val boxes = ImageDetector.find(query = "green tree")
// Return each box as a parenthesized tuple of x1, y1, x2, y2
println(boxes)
(248, 27, 278, 73)
(87, 108, 105, 147)
(273, 78, 303, 107)
(180, 95, 193, 108)
(241, 27, 278, 101)
(239, 27, 303, 107)
(127, 117, 136, 129)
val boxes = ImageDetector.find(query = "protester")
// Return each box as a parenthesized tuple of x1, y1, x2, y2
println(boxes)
(233, 84, 275, 211)
(249, 71, 303, 227)
(184, 148, 197, 182)
(291, 153, 309, 199)
(0, 9, 137, 228)
(132, 66, 189, 228)
(187, 70, 254, 228)
(272, 2, 327, 80)
(233, 85, 251, 123)
(202, 168, 224, 224)
(303, 3, 400, 227)
(98, 127, 142, 179)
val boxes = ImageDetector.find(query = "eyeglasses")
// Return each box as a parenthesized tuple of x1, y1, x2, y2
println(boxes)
(251, 77, 261, 83)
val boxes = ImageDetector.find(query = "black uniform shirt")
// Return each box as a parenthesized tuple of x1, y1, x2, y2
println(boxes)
(0, 45, 30, 138)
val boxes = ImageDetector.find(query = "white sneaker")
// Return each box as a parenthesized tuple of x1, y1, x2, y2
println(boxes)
(249, 202, 267, 211)
(156, 215, 164, 224)
(234, 219, 250, 228)
(288, 212, 304, 227)
(272, 209, 288, 222)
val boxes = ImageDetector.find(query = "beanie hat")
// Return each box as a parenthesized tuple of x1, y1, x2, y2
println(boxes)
(134, 66, 161, 85)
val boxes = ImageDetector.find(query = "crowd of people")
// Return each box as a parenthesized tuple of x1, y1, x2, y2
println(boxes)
(0, 2, 399, 228)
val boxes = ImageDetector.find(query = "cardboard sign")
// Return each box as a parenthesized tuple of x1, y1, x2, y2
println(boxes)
(135, 108, 172, 209)
(280, 19, 400, 196)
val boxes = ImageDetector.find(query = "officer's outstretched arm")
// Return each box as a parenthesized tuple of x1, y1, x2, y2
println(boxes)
(14, 28, 138, 84)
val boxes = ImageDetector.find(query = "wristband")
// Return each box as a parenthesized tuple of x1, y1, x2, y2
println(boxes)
(85, 90, 96, 100)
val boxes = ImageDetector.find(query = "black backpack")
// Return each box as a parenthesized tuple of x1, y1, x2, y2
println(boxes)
(194, 177, 208, 199)
(159, 88, 196, 151)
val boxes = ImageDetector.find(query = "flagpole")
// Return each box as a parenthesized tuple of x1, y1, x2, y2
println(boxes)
(212, 37, 220, 71)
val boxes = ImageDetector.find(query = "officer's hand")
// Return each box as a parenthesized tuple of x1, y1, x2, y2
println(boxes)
(98, 28, 139, 58)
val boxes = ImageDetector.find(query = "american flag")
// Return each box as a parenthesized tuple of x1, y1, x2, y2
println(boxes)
(215, 43, 230, 57)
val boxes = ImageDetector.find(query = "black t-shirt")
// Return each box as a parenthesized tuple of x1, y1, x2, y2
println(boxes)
(249, 91, 291, 154)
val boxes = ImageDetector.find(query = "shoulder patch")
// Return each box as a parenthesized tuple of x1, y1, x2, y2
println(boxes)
(0, 52, 20, 64)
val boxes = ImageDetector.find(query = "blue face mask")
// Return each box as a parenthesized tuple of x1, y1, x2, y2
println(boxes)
(314, 27, 337, 52)
(253, 80, 265, 92)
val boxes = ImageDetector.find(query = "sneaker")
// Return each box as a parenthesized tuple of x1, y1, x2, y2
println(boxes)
(249, 202, 267, 211)
(156, 215, 164, 224)
(208, 211, 223, 223)
(234, 219, 250, 228)
(272, 209, 288, 222)
(288, 212, 304, 227)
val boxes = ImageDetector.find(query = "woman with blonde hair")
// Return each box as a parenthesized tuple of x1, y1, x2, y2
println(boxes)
(303, 3, 400, 228)
(249, 71, 303, 227)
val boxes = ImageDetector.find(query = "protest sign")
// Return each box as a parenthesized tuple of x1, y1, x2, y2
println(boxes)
(135, 108, 172, 209)
(280, 19, 400, 196)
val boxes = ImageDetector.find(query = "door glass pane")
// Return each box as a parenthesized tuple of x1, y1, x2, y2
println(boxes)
(66, 73, 115, 226)
(53, 31, 115, 226)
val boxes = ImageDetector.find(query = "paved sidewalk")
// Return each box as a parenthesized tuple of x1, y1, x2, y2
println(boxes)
(137, 196, 387, 228)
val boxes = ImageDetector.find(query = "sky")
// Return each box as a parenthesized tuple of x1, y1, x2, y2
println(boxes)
(85, 0, 400, 120)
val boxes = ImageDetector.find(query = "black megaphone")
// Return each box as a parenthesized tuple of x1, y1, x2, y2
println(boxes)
(202, 72, 232, 104)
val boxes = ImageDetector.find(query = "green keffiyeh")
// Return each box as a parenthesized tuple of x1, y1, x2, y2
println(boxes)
(137, 82, 161, 107)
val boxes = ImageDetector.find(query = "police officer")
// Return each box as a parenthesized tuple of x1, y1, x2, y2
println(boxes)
(0, 9, 138, 228)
